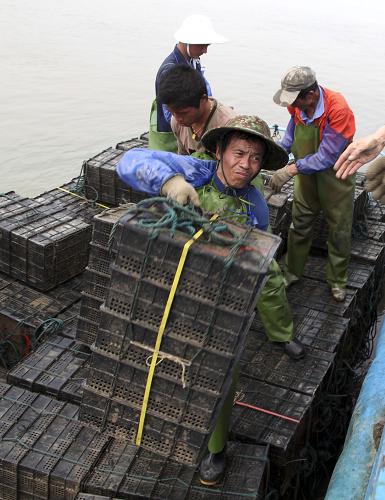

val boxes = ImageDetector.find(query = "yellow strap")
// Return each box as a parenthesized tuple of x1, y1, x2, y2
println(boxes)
(57, 187, 110, 209)
(135, 213, 219, 446)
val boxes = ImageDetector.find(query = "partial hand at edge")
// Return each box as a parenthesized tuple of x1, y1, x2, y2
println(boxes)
(334, 135, 385, 179)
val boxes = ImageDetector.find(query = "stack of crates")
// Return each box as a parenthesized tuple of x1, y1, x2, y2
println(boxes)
(0, 383, 268, 499)
(76, 206, 131, 347)
(83, 144, 148, 206)
(33, 177, 104, 223)
(0, 383, 109, 500)
(79, 204, 281, 465)
(7, 335, 90, 403)
(0, 192, 91, 291)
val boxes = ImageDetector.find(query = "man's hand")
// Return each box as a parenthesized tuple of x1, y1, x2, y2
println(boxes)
(269, 165, 294, 192)
(334, 128, 385, 179)
(161, 175, 200, 206)
(364, 157, 385, 202)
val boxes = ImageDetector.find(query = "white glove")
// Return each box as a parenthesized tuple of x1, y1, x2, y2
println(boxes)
(161, 175, 200, 207)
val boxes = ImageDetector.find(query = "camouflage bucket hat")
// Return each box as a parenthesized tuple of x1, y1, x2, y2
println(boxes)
(201, 115, 289, 171)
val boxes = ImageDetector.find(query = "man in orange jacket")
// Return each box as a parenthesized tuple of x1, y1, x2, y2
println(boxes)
(270, 66, 356, 302)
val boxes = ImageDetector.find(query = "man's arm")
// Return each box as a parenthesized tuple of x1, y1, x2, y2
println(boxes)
(334, 125, 385, 179)
(117, 148, 216, 194)
(279, 117, 295, 153)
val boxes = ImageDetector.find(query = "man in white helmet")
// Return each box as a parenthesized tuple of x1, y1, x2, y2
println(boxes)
(148, 14, 227, 152)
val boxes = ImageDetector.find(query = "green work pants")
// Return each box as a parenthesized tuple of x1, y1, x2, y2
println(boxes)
(207, 365, 239, 454)
(206, 255, 293, 454)
(286, 168, 355, 287)
(256, 259, 294, 342)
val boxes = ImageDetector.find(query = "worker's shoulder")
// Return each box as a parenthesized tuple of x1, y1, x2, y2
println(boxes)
(212, 100, 237, 124)
(323, 87, 353, 113)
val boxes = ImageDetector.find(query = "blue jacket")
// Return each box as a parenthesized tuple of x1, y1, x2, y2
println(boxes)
(155, 46, 212, 132)
(117, 148, 269, 231)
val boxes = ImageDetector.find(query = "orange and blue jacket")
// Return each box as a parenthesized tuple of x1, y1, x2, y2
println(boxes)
(280, 86, 356, 174)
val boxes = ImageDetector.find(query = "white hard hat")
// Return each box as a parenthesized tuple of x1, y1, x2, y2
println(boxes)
(174, 15, 228, 44)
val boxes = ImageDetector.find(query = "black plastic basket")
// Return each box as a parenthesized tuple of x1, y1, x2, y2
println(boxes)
(241, 336, 336, 397)
(366, 220, 385, 242)
(0, 384, 108, 500)
(231, 376, 312, 463)
(7, 335, 90, 404)
(286, 278, 356, 318)
(33, 177, 104, 224)
(79, 387, 210, 465)
(95, 303, 253, 360)
(115, 137, 149, 151)
(83, 147, 147, 206)
(83, 440, 267, 500)
(92, 332, 241, 396)
(0, 198, 92, 291)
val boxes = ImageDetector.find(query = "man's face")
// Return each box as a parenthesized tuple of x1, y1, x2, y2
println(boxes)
(188, 44, 209, 58)
(216, 136, 265, 189)
(167, 98, 206, 127)
(291, 91, 317, 113)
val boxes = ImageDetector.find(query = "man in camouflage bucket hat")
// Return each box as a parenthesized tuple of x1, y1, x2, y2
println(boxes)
(271, 66, 356, 303)
(117, 114, 305, 486)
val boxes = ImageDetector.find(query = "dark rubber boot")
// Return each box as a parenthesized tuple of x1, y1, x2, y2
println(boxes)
(199, 449, 227, 486)
(283, 339, 305, 360)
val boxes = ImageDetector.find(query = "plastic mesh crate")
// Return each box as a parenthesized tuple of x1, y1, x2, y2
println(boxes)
(95, 304, 253, 360)
(33, 177, 104, 223)
(366, 220, 385, 242)
(0, 196, 92, 291)
(79, 387, 210, 465)
(0, 281, 83, 367)
(83, 147, 148, 206)
(301, 253, 376, 314)
(109, 209, 280, 316)
(84, 350, 234, 430)
(286, 278, 356, 318)
(78, 293, 103, 325)
(56, 302, 81, 340)
(249, 304, 349, 355)
(241, 335, 335, 397)
(0, 384, 108, 500)
(83, 440, 267, 500)
(7, 335, 90, 404)
(115, 137, 149, 151)
(231, 376, 312, 463)
(264, 187, 292, 236)
(302, 254, 375, 290)
(75, 206, 131, 347)
(366, 197, 385, 222)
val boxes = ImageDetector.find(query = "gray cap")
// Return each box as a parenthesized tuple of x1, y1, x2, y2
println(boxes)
(273, 66, 317, 107)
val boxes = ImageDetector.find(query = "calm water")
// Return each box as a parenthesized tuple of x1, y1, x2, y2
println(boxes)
(1, 0, 385, 196)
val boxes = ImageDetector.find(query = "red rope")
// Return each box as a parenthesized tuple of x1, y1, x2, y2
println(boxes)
(235, 400, 300, 424)
(23, 335, 32, 356)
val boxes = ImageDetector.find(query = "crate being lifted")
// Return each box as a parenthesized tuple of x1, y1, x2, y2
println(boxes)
(79, 200, 281, 466)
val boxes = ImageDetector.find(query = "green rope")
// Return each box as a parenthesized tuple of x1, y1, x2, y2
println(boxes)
(33, 318, 64, 344)
(125, 197, 259, 254)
